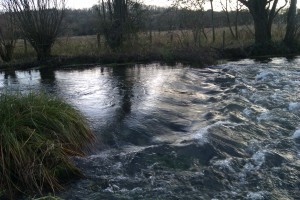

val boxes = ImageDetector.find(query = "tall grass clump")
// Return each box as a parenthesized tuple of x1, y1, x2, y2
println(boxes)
(0, 92, 94, 199)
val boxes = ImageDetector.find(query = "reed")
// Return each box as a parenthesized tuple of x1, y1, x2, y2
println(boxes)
(0, 92, 94, 199)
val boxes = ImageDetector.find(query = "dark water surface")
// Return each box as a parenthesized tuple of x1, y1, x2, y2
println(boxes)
(1, 59, 300, 199)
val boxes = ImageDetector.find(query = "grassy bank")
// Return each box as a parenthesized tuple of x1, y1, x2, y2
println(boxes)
(1, 25, 300, 69)
(0, 93, 94, 199)
(0, 30, 222, 70)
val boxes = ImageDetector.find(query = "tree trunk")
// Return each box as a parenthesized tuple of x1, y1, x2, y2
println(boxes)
(239, 0, 285, 45)
(210, 0, 215, 42)
(247, 0, 272, 45)
(0, 44, 14, 62)
(284, 0, 297, 46)
(253, 15, 270, 44)
(35, 45, 51, 61)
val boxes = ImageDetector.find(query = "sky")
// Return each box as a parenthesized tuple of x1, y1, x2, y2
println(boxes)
(66, 0, 300, 10)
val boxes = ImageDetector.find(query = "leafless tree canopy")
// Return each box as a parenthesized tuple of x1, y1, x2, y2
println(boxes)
(6, 0, 66, 60)
(172, 0, 206, 10)
(99, 0, 128, 49)
(220, 0, 244, 39)
(97, 0, 143, 49)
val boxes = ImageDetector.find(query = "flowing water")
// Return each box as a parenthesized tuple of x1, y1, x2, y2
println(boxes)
(1, 58, 300, 199)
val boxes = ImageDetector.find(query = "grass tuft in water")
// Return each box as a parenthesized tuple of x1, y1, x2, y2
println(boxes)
(31, 194, 63, 200)
(0, 92, 94, 199)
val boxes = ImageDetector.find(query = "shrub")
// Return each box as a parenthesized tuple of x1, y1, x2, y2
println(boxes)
(0, 92, 94, 199)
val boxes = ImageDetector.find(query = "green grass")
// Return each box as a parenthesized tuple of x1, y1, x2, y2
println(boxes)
(0, 92, 94, 199)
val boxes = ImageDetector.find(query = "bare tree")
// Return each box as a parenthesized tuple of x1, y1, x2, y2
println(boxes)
(0, 4, 16, 62)
(220, 0, 243, 40)
(238, 0, 287, 45)
(7, 0, 66, 60)
(97, 0, 143, 50)
(173, 0, 207, 46)
(99, 0, 128, 49)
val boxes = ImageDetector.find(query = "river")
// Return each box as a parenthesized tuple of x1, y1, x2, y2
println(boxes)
(1, 58, 300, 199)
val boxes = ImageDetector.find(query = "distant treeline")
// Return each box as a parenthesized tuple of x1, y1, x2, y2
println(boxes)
(62, 4, 295, 37)
(63, 8, 99, 36)
(62, 5, 253, 36)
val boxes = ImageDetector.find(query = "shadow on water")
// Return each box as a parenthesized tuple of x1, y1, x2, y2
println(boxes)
(3, 70, 18, 86)
(4, 70, 17, 80)
(112, 66, 134, 117)
(39, 68, 56, 85)
(100, 65, 137, 146)
(101, 65, 166, 147)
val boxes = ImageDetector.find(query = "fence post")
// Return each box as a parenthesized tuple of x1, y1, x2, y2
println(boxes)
(170, 32, 173, 44)
(24, 39, 28, 55)
(149, 29, 152, 45)
(222, 30, 226, 50)
(97, 33, 101, 49)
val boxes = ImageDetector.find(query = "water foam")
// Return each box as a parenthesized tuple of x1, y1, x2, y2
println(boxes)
(243, 151, 266, 174)
(213, 158, 235, 173)
(243, 108, 252, 116)
(246, 191, 266, 200)
(193, 121, 238, 142)
(252, 151, 266, 166)
(257, 112, 271, 122)
(292, 129, 300, 139)
(288, 102, 300, 111)
(255, 71, 274, 81)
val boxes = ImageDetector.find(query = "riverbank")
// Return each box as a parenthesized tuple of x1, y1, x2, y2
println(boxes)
(0, 47, 218, 71)
(2, 31, 300, 71)
(2, 43, 300, 72)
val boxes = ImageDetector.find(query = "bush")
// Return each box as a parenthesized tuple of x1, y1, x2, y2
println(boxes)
(0, 93, 94, 199)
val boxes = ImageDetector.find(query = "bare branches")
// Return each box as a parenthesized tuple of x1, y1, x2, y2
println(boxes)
(6, 0, 66, 60)
(98, 0, 128, 49)
(98, 0, 143, 49)
(172, 0, 206, 11)
(220, 0, 243, 39)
